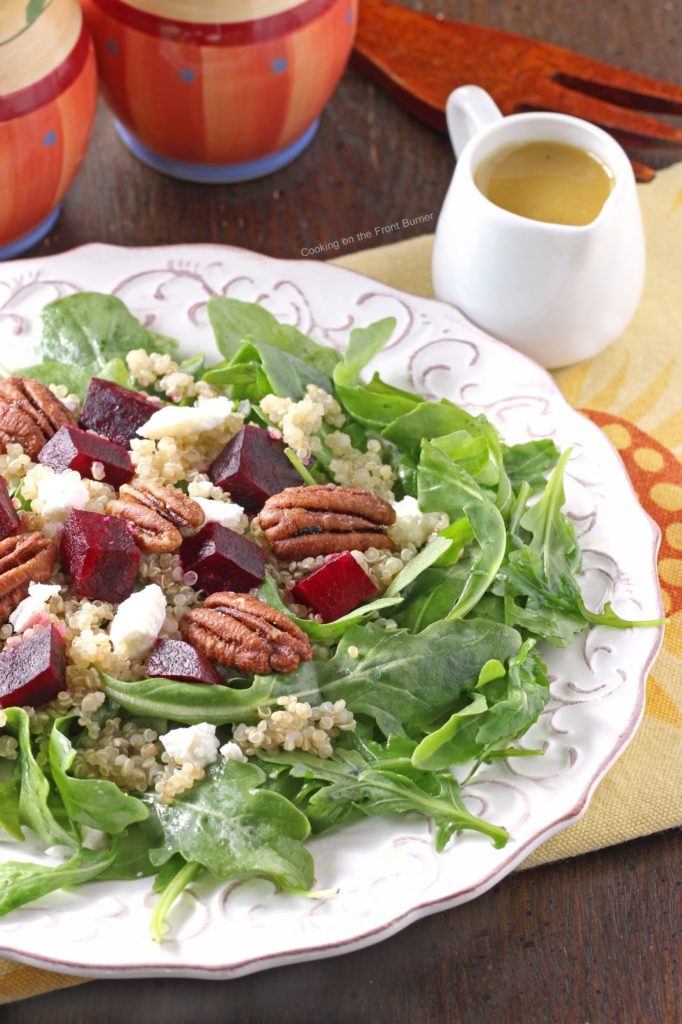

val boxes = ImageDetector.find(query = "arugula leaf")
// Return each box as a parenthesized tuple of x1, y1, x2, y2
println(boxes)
(207, 297, 339, 376)
(417, 441, 487, 521)
(411, 692, 491, 770)
(253, 340, 331, 399)
(502, 440, 560, 494)
(393, 565, 469, 632)
(516, 449, 580, 576)
(96, 814, 166, 882)
(260, 737, 508, 849)
(418, 414, 512, 516)
(202, 359, 271, 404)
(206, 337, 330, 402)
(332, 319, 396, 387)
(430, 430, 492, 481)
(49, 719, 149, 835)
(497, 450, 662, 644)
(0, 778, 23, 841)
(433, 517, 475, 565)
(475, 640, 550, 747)
(310, 766, 507, 849)
(151, 854, 187, 894)
(381, 400, 482, 461)
(317, 619, 521, 737)
(259, 575, 402, 643)
(384, 535, 454, 596)
(412, 643, 549, 771)
(0, 846, 117, 918)
(179, 353, 206, 379)
(148, 760, 314, 892)
(446, 501, 506, 620)
(477, 418, 513, 518)
(100, 670, 322, 725)
(3, 708, 74, 848)
(335, 374, 421, 431)
(16, 357, 132, 402)
(39, 293, 178, 370)
(392, 450, 419, 499)
(15, 363, 94, 400)
(150, 859, 203, 942)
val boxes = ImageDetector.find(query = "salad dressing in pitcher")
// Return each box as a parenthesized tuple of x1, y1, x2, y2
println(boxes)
(474, 141, 615, 226)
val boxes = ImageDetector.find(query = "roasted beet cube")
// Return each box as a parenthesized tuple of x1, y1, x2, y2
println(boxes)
(0, 625, 66, 709)
(80, 378, 159, 447)
(180, 521, 265, 594)
(147, 638, 223, 685)
(209, 425, 303, 514)
(60, 509, 140, 603)
(0, 476, 19, 541)
(38, 425, 133, 489)
(292, 551, 378, 622)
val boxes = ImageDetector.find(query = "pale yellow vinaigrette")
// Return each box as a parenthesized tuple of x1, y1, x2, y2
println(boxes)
(474, 141, 615, 226)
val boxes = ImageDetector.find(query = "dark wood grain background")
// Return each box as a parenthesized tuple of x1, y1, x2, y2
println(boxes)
(2, 1, 681, 1021)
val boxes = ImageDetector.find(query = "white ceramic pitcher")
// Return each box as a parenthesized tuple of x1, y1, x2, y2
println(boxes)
(432, 85, 646, 369)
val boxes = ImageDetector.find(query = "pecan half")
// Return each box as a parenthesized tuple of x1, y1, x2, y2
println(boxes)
(180, 592, 312, 675)
(0, 378, 76, 460)
(0, 533, 57, 625)
(258, 485, 396, 561)
(108, 482, 205, 553)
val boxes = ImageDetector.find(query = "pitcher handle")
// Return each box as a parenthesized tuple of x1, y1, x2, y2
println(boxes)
(446, 85, 503, 158)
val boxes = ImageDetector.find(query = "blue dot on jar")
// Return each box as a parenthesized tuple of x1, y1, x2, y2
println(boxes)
(43, 130, 58, 148)
(178, 68, 196, 83)
(271, 57, 287, 74)
(105, 38, 119, 55)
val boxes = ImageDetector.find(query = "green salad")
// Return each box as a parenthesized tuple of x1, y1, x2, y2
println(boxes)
(0, 293, 660, 941)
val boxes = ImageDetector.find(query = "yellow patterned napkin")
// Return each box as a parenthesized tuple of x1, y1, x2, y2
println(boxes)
(1, 164, 680, 1005)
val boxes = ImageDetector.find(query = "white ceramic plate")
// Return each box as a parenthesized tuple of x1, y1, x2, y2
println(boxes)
(0, 244, 663, 979)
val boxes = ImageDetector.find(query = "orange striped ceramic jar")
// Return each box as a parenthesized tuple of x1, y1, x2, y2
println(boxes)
(0, 0, 97, 259)
(80, 0, 358, 182)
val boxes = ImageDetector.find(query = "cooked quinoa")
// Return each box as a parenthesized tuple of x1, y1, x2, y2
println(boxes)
(126, 349, 218, 403)
(261, 385, 345, 461)
(232, 696, 356, 760)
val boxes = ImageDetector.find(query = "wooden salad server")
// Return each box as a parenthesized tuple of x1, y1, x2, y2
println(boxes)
(352, 0, 682, 182)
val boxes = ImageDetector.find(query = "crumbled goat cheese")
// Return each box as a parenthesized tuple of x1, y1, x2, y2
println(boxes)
(160, 723, 220, 769)
(220, 740, 248, 763)
(44, 845, 74, 862)
(9, 582, 61, 634)
(81, 826, 107, 851)
(193, 497, 247, 533)
(137, 396, 235, 439)
(109, 584, 166, 659)
(389, 495, 448, 550)
(35, 469, 89, 520)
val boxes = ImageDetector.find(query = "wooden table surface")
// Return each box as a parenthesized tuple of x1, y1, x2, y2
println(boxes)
(2, 1, 681, 1021)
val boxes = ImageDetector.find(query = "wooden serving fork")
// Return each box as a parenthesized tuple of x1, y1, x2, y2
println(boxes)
(352, 0, 682, 181)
